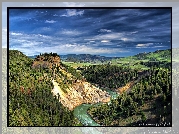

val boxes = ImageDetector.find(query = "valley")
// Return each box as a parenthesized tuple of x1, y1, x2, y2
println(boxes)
(8, 49, 171, 126)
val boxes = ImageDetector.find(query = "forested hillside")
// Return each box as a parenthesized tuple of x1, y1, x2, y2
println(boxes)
(81, 65, 139, 89)
(133, 49, 171, 60)
(87, 66, 171, 126)
(82, 49, 171, 126)
(9, 50, 82, 126)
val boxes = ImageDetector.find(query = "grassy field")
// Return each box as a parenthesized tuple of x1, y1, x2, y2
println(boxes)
(111, 58, 150, 70)
(62, 59, 150, 71)
(62, 59, 166, 71)
(62, 49, 171, 71)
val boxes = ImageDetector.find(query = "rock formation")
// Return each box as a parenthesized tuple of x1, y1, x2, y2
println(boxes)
(32, 53, 61, 69)
(31, 52, 111, 110)
(51, 79, 111, 111)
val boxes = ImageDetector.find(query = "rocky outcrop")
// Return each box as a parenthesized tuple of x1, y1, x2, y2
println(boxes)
(31, 53, 111, 110)
(51, 79, 111, 111)
(32, 53, 61, 69)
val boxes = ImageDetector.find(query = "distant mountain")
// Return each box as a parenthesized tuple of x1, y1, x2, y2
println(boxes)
(27, 49, 171, 63)
(59, 54, 122, 62)
(28, 54, 122, 62)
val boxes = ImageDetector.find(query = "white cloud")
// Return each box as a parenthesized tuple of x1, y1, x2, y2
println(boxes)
(85, 32, 134, 43)
(84, 39, 95, 41)
(9, 31, 107, 56)
(45, 20, 56, 23)
(136, 44, 148, 47)
(10, 32, 23, 36)
(9, 32, 53, 51)
(61, 9, 84, 17)
(53, 14, 58, 16)
(121, 38, 130, 41)
(95, 33, 123, 40)
(94, 32, 135, 42)
(65, 44, 77, 47)
(2, 2, 179, 49)
(101, 40, 110, 43)
(130, 31, 138, 34)
(54, 44, 128, 55)
(136, 43, 153, 48)
(152, 45, 167, 48)
(89, 40, 95, 42)
(10, 37, 43, 48)
(99, 29, 112, 33)
(21, 41, 43, 48)
(59, 29, 82, 36)
(41, 27, 52, 32)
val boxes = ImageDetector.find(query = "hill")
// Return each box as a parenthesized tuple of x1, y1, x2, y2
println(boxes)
(111, 49, 171, 70)
(31, 52, 61, 69)
(133, 49, 171, 61)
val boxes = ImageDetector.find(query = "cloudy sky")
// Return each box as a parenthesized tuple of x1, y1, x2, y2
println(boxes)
(8, 7, 171, 57)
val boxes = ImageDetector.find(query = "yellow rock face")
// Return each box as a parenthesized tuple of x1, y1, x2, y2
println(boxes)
(117, 81, 134, 94)
(32, 55, 61, 69)
(51, 79, 111, 111)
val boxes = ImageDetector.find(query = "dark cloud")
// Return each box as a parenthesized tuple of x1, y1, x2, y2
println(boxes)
(9, 8, 171, 57)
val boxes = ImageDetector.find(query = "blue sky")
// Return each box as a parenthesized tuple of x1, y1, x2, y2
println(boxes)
(9, 8, 171, 57)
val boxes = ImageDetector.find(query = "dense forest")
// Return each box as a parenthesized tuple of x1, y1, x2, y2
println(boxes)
(9, 50, 82, 126)
(80, 49, 171, 126)
(86, 66, 171, 126)
(81, 65, 140, 89)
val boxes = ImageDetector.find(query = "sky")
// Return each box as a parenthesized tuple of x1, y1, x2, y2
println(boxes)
(8, 7, 171, 57)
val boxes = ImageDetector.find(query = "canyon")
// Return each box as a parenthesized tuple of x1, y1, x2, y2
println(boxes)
(51, 78, 111, 111)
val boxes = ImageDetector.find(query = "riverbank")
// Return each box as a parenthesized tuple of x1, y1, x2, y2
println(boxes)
(73, 89, 119, 126)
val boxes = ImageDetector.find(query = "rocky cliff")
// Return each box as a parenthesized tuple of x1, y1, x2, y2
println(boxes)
(31, 52, 111, 110)
(32, 53, 61, 69)
(51, 78, 111, 111)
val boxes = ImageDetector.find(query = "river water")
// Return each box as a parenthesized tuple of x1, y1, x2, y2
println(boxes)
(73, 89, 119, 126)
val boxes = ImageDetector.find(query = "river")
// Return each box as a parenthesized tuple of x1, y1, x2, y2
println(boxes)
(73, 72, 149, 126)
(74, 72, 149, 126)
(73, 89, 119, 126)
